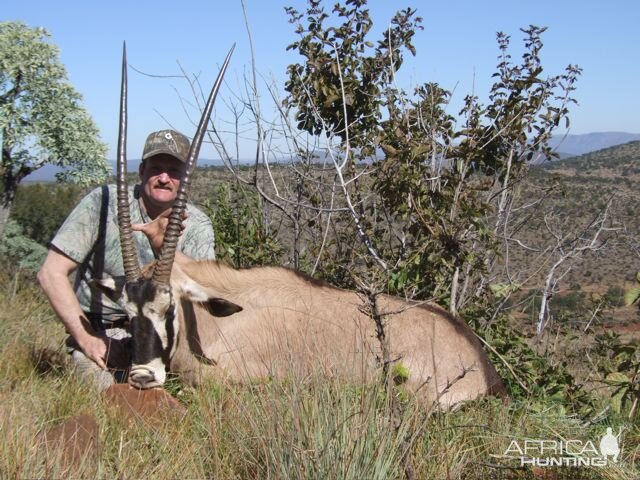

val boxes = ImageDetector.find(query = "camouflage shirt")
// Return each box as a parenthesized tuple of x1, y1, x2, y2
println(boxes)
(51, 184, 216, 326)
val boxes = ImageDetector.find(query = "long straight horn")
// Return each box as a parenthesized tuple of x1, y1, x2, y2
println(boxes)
(152, 44, 235, 285)
(116, 42, 142, 282)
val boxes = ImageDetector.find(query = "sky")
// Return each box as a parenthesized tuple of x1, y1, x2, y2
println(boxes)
(3, 0, 639, 162)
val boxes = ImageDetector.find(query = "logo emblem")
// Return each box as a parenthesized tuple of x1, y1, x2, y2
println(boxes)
(503, 427, 624, 467)
(599, 427, 621, 462)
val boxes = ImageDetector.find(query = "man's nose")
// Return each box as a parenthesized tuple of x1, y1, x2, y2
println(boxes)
(157, 171, 171, 183)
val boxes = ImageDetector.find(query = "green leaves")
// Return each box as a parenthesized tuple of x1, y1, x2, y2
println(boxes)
(0, 25, 108, 180)
(469, 312, 596, 416)
(624, 272, 640, 306)
(204, 182, 284, 268)
(0, 21, 108, 235)
(282, 4, 581, 325)
(284, 1, 422, 144)
(391, 362, 410, 385)
(593, 332, 640, 418)
(623, 287, 640, 307)
(11, 182, 83, 245)
(0, 220, 47, 272)
(489, 282, 522, 299)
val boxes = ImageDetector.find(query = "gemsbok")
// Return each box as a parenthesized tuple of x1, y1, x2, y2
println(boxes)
(110, 44, 506, 409)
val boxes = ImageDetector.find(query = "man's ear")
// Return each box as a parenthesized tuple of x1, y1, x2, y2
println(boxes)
(89, 276, 126, 303)
(198, 298, 243, 317)
(138, 160, 145, 180)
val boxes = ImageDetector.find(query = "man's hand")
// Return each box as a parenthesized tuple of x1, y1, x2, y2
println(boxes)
(132, 208, 187, 253)
(38, 250, 111, 371)
(78, 334, 109, 370)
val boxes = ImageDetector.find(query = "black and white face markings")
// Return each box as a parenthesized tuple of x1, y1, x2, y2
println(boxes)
(122, 279, 178, 389)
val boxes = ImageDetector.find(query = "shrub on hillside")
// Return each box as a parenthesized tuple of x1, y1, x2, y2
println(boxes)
(11, 183, 84, 246)
(202, 182, 284, 267)
(0, 220, 47, 273)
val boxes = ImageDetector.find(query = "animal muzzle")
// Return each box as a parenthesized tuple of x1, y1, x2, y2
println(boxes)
(128, 360, 166, 389)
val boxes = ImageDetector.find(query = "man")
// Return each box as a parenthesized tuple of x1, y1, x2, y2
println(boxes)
(38, 129, 216, 390)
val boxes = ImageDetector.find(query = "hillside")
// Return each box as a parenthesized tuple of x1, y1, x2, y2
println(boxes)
(543, 140, 640, 177)
(510, 141, 640, 326)
(550, 132, 640, 156)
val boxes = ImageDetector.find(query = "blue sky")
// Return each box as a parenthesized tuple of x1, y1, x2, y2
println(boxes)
(4, 0, 639, 161)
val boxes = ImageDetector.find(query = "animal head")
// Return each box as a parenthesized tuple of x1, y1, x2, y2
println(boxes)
(122, 278, 175, 388)
(113, 43, 234, 389)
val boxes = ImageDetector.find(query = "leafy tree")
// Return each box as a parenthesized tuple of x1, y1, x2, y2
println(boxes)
(0, 21, 108, 237)
(284, 0, 422, 149)
(283, 0, 424, 289)
(278, 4, 590, 428)
(283, 1, 581, 314)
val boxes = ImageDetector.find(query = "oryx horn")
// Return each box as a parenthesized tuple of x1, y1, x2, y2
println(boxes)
(152, 44, 235, 285)
(116, 42, 142, 282)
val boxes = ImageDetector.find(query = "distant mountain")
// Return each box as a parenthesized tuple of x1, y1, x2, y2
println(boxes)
(24, 158, 228, 183)
(550, 132, 640, 156)
(23, 163, 66, 183)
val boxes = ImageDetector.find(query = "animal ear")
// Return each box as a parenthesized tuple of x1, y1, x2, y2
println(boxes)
(175, 276, 243, 317)
(198, 298, 243, 317)
(89, 276, 126, 302)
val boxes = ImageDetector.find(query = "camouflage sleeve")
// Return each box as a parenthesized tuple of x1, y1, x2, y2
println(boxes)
(181, 209, 216, 261)
(50, 187, 102, 264)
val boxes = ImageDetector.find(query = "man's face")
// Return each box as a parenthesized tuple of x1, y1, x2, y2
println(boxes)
(139, 155, 185, 213)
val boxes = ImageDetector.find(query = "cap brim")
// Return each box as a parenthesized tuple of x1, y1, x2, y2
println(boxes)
(141, 148, 186, 163)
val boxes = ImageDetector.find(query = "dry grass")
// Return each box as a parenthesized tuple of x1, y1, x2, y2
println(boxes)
(0, 268, 638, 479)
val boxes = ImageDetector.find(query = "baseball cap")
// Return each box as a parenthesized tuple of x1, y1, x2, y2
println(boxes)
(142, 129, 191, 163)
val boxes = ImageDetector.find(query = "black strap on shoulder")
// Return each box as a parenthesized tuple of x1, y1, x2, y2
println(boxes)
(87, 185, 110, 329)
(93, 185, 110, 273)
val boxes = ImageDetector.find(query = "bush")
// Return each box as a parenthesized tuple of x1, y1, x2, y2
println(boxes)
(202, 182, 284, 268)
(551, 290, 586, 311)
(11, 183, 84, 246)
(603, 285, 625, 307)
(0, 220, 47, 273)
